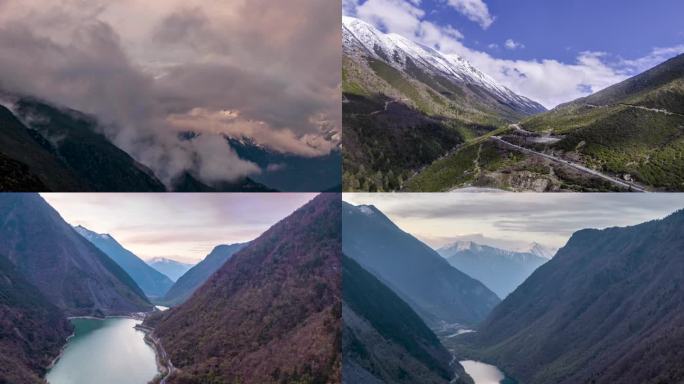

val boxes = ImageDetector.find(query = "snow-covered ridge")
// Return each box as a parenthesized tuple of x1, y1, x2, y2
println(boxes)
(517, 242, 557, 259)
(74, 225, 112, 241)
(343, 16, 544, 113)
(438, 240, 555, 262)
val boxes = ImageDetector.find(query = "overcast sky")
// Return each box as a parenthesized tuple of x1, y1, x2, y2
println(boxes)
(0, 0, 340, 186)
(344, 193, 684, 250)
(344, 0, 684, 108)
(43, 193, 316, 263)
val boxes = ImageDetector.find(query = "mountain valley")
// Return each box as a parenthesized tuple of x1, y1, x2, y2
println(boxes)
(405, 54, 684, 192)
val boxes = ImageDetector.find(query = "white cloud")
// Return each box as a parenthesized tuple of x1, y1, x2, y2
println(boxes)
(356, 0, 425, 37)
(344, 0, 684, 109)
(450, 49, 628, 108)
(445, 0, 495, 29)
(619, 45, 684, 73)
(504, 38, 524, 50)
(354, 0, 464, 53)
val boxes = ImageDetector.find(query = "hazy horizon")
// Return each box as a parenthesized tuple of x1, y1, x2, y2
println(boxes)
(43, 193, 317, 263)
(343, 193, 684, 250)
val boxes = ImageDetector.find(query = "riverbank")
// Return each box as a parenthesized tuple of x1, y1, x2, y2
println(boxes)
(135, 324, 175, 384)
(47, 331, 76, 371)
(46, 314, 165, 384)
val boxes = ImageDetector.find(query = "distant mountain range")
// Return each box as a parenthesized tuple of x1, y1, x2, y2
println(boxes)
(74, 226, 174, 299)
(145, 194, 341, 383)
(160, 243, 247, 306)
(457, 209, 684, 383)
(0, 194, 151, 316)
(342, 16, 545, 192)
(437, 241, 548, 298)
(409, 53, 684, 192)
(518, 241, 557, 259)
(342, 202, 499, 327)
(146, 258, 194, 282)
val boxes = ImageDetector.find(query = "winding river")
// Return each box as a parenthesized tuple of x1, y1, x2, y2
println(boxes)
(46, 318, 159, 384)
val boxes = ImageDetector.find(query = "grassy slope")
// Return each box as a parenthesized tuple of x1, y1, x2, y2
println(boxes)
(409, 54, 684, 191)
(342, 53, 512, 191)
(518, 54, 684, 190)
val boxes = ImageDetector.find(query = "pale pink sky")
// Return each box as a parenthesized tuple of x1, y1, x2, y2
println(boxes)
(43, 193, 317, 263)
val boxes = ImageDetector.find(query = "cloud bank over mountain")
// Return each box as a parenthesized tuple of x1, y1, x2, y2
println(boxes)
(0, 0, 340, 185)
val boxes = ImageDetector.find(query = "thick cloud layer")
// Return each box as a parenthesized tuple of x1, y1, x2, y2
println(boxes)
(0, 0, 341, 185)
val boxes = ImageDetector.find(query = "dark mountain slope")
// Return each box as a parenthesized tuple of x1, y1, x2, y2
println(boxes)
(146, 194, 341, 383)
(3, 97, 167, 191)
(0, 194, 152, 316)
(342, 202, 499, 327)
(171, 171, 274, 192)
(437, 241, 548, 298)
(75, 225, 174, 299)
(0, 103, 86, 191)
(161, 243, 247, 306)
(0, 95, 283, 192)
(343, 255, 456, 384)
(343, 92, 464, 192)
(461, 209, 684, 384)
(0, 254, 72, 384)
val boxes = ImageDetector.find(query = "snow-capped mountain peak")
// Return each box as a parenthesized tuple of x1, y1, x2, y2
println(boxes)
(518, 242, 557, 259)
(342, 16, 545, 114)
(439, 240, 484, 253)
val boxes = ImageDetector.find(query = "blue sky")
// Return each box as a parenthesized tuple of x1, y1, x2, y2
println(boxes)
(344, 0, 684, 107)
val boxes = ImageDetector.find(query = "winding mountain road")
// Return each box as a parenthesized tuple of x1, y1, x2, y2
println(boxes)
(136, 324, 176, 384)
(587, 103, 684, 117)
(490, 135, 647, 192)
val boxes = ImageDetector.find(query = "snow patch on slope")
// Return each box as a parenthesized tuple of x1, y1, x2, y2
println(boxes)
(342, 16, 545, 113)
